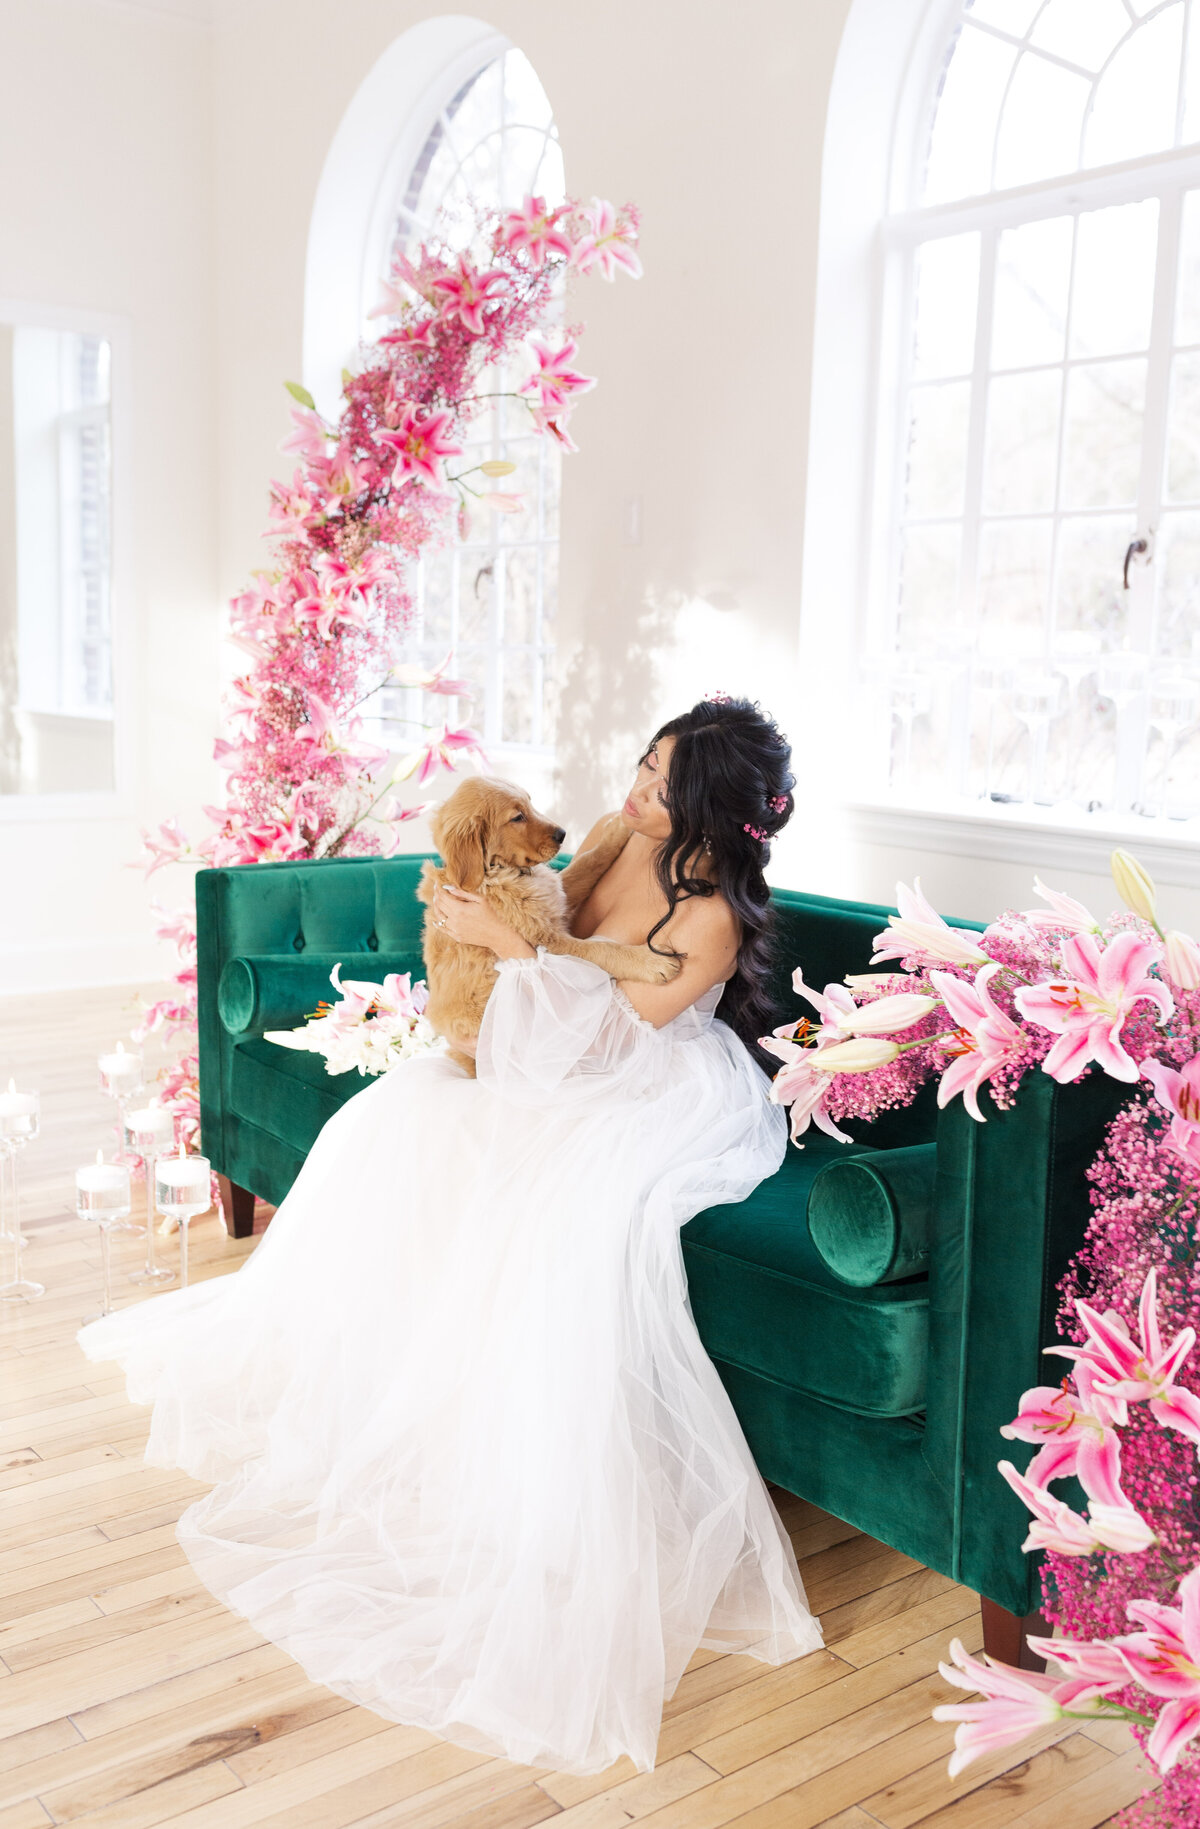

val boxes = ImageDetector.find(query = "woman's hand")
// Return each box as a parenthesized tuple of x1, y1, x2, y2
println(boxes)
(431, 884, 536, 959)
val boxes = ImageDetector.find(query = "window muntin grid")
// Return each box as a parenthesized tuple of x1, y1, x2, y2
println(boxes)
(880, 0, 1200, 820)
(367, 48, 563, 762)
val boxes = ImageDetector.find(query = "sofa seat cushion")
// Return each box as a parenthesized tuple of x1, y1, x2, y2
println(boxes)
(681, 1141, 929, 1419)
(230, 1039, 370, 1155)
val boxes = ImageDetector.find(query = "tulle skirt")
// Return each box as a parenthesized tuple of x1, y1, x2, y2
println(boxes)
(76, 959, 823, 1775)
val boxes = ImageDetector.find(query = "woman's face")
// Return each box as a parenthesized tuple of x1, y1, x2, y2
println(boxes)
(620, 734, 675, 842)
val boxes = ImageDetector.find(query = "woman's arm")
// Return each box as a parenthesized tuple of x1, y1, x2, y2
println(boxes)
(616, 894, 740, 1029)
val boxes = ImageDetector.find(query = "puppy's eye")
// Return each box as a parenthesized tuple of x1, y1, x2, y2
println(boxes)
(509, 812, 526, 823)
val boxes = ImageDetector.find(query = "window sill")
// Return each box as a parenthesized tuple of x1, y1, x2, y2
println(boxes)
(846, 796, 1200, 890)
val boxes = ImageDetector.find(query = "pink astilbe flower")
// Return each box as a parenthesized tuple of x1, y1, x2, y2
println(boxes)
(1014, 931, 1173, 1084)
(932, 1638, 1120, 1778)
(520, 337, 596, 413)
(929, 962, 1026, 1122)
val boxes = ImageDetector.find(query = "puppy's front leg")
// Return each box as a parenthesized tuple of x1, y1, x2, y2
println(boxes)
(558, 814, 632, 916)
(543, 934, 683, 985)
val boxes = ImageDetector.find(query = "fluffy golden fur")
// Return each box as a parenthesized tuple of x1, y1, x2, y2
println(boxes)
(417, 775, 681, 1074)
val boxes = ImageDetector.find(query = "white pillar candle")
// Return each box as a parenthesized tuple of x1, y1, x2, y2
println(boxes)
(0, 1082, 39, 1140)
(75, 1154, 131, 1217)
(156, 1154, 211, 1208)
(98, 1045, 142, 1096)
(126, 1105, 176, 1151)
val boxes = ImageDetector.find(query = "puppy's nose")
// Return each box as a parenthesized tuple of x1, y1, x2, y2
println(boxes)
(551, 826, 566, 845)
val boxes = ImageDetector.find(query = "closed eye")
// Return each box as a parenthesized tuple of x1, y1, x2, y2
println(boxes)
(509, 811, 526, 823)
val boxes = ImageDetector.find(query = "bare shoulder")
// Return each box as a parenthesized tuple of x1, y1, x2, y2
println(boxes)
(667, 887, 740, 956)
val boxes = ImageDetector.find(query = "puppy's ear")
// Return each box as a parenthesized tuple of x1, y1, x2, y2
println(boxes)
(430, 800, 486, 892)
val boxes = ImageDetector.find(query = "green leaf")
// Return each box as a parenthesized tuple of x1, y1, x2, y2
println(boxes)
(285, 381, 316, 410)
(341, 368, 354, 389)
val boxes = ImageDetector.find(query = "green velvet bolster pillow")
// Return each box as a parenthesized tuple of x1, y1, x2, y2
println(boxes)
(218, 954, 421, 1037)
(806, 1142, 938, 1287)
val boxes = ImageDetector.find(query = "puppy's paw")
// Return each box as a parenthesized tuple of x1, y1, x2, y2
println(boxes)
(647, 948, 684, 983)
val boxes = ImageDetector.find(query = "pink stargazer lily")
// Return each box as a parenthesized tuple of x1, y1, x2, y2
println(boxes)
(139, 818, 190, 878)
(1046, 1266, 1200, 1448)
(928, 963, 1025, 1123)
(497, 194, 574, 268)
(393, 722, 488, 788)
(998, 1458, 1155, 1556)
(520, 337, 596, 414)
(758, 1036, 853, 1146)
(529, 404, 580, 451)
(1014, 930, 1173, 1084)
(1106, 1567, 1200, 1772)
(570, 199, 643, 281)
(279, 405, 329, 463)
(1143, 1055, 1200, 1179)
(1020, 878, 1101, 934)
(872, 879, 990, 969)
(787, 971, 934, 1040)
(1000, 1361, 1128, 1502)
(933, 1638, 1120, 1779)
(379, 406, 462, 490)
(430, 257, 509, 335)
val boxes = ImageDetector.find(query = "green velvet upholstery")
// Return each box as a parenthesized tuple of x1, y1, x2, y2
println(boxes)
(196, 855, 1136, 1623)
(807, 1142, 938, 1286)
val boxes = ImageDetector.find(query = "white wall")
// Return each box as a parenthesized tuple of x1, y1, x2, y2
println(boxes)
(0, 0, 217, 991)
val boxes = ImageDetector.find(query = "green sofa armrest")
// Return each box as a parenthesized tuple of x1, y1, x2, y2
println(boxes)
(806, 1142, 937, 1286)
(218, 953, 424, 1037)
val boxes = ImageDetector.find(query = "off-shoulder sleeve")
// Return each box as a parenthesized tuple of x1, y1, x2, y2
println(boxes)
(474, 946, 661, 1107)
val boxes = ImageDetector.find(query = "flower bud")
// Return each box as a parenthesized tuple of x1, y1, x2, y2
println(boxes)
(1111, 849, 1158, 925)
(810, 1037, 901, 1074)
(479, 491, 523, 514)
(839, 993, 938, 1035)
(844, 972, 906, 993)
(1164, 929, 1200, 991)
(479, 459, 517, 477)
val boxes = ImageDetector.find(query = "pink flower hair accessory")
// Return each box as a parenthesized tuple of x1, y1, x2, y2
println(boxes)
(743, 824, 768, 842)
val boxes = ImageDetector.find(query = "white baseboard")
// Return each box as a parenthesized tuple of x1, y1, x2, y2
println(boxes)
(0, 935, 169, 996)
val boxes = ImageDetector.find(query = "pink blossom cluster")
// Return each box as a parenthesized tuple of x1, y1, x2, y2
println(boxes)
(130, 193, 640, 1190)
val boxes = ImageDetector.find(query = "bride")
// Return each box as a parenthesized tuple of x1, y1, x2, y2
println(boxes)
(75, 694, 824, 1777)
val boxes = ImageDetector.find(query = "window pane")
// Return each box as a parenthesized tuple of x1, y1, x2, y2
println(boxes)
(458, 551, 493, 645)
(502, 547, 539, 644)
(419, 552, 453, 646)
(1053, 513, 1137, 644)
(968, 0, 1040, 32)
(923, 22, 1016, 204)
(993, 53, 1090, 191)
(983, 370, 1061, 514)
(1028, 0, 1131, 71)
(992, 216, 1072, 369)
(1154, 512, 1200, 660)
(1069, 201, 1159, 358)
(1061, 360, 1146, 507)
(1083, 4, 1183, 170)
(977, 519, 1052, 656)
(1167, 351, 1200, 500)
(896, 524, 961, 651)
(904, 382, 970, 517)
(504, 49, 555, 129)
(912, 234, 980, 379)
(1176, 189, 1200, 346)
(501, 650, 535, 744)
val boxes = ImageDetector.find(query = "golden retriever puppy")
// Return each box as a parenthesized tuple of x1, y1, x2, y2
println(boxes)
(417, 775, 681, 1074)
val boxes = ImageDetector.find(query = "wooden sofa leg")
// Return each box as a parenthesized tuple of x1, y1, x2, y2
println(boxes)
(980, 1597, 1051, 1672)
(217, 1176, 256, 1240)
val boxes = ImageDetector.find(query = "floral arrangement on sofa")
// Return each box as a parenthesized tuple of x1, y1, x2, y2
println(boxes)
(129, 194, 640, 1151)
(264, 964, 442, 1078)
(764, 851, 1200, 1823)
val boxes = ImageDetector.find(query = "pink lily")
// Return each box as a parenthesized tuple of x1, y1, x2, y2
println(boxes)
(929, 963, 1026, 1123)
(279, 405, 329, 463)
(431, 257, 509, 335)
(529, 404, 579, 451)
(149, 903, 197, 960)
(394, 722, 488, 788)
(292, 585, 370, 642)
(872, 879, 990, 969)
(387, 651, 473, 697)
(479, 491, 524, 514)
(1024, 1633, 1132, 1687)
(265, 471, 325, 535)
(933, 1637, 1120, 1779)
(520, 337, 596, 414)
(998, 1458, 1155, 1556)
(497, 194, 574, 268)
(1143, 1055, 1200, 1178)
(1020, 878, 1101, 934)
(1164, 929, 1200, 990)
(139, 818, 190, 878)
(1107, 1567, 1200, 1772)
(379, 405, 463, 490)
(570, 198, 643, 281)
(1047, 1266, 1200, 1447)
(999, 1362, 1128, 1503)
(759, 1037, 853, 1146)
(1014, 931, 1173, 1084)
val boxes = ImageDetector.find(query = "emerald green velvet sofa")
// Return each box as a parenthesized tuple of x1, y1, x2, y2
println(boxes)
(197, 853, 1130, 1665)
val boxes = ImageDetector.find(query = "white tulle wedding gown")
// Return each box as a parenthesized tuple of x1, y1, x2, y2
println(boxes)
(75, 947, 823, 1775)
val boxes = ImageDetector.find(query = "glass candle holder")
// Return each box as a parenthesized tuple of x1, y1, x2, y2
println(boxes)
(0, 1084, 43, 1301)
(155, 1151, 211, 1290)
(98, 1043, 144, 1223)
(124, 1104, 177, 1286)
(77, 1153, 131, 1322)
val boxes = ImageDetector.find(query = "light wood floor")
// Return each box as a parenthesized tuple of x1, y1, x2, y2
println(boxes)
(0, 986, 1153, 1829)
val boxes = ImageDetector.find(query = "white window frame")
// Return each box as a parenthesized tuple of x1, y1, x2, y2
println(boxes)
(802, 0, 1200, 890)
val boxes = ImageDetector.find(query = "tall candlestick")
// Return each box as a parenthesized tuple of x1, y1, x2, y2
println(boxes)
(77, 1151, 132, 1322)
(125, 1105, 177, 1287)
(0, 1084, 42, 1302)
(155, 1148, 211, 1290)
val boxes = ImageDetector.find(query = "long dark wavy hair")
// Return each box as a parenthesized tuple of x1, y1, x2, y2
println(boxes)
(640, 697, 795, 1069)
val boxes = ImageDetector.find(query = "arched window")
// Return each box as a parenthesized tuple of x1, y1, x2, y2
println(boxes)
(370, 45, 564, 775)
(875, 0, 1200, 826)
